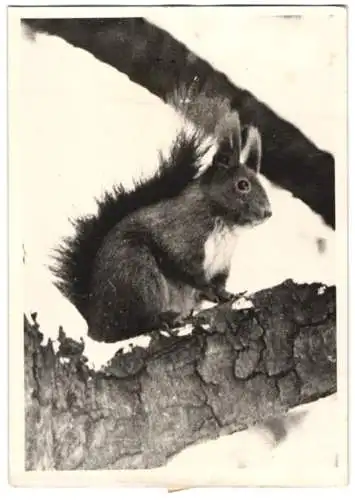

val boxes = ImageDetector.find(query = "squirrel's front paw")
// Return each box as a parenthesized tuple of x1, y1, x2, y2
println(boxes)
(216, 289, 248, 305)
(198, 288, 220, 303)
(215, 289, 235, 303)
(198, 287, 235, 304)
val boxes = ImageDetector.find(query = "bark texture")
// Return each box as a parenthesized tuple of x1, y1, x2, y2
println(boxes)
(25, 280, 336, 471)
(21, 17, 335, 228)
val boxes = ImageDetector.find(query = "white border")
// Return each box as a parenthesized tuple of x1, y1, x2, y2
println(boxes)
(3, 0, 352, 494)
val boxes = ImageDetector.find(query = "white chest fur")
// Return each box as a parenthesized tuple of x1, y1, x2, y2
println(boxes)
(203, 220, 240, 280)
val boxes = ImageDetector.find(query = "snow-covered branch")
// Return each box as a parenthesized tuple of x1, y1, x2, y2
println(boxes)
(25, 280, 336, 471)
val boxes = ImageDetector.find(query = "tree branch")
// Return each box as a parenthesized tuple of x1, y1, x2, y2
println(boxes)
(25, 280, 336, 471)
(21, 17, 335, 228)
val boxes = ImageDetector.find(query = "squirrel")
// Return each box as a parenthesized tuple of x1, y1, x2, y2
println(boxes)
(51, 94, 272, 343)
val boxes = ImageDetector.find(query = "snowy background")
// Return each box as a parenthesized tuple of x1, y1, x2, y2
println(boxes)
(17, 8, 346, 484)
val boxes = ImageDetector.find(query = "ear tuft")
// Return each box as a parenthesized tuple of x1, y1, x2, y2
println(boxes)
(240, 126, 262, 173)
(215, 111, 242, 153)
(213, 111, 242, 168)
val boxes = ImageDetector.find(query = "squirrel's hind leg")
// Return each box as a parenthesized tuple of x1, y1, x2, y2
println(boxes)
(158, 310, 186, 337)
(88, 243, 196, 342)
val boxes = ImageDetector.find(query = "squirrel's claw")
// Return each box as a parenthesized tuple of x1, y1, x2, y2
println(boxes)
(214, 288, 248, 305)
(160, 322, 179, 337)
(158, 311, 185, 337)
(216, 289, 235, 303)
(226, 290, 248, 304)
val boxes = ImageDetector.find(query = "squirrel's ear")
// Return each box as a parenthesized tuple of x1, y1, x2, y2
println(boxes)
(213, 112, 241, 168)
(240, 126, 262, 173)
(226, 113, 242, 157)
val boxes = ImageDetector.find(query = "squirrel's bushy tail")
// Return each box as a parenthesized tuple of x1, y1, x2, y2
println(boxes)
(50, 127, 213, 318)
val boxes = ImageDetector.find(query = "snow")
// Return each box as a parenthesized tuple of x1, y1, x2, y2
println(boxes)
(19, 10, 345, 480)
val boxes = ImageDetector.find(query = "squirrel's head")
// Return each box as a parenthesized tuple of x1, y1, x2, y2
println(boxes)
(199, 113, 272, 228)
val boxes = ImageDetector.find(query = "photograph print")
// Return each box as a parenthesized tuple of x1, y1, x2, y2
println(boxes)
(8, 5, 347, 487)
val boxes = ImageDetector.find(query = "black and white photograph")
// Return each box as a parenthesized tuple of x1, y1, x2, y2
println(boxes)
(8, 4, 347, 488)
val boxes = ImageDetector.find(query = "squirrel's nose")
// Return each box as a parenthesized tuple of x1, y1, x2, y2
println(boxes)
(263, 208, 272, 219)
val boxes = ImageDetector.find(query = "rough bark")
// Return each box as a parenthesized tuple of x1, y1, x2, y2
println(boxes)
(21, 17, 335, 229)
(25, 280, 336, 471)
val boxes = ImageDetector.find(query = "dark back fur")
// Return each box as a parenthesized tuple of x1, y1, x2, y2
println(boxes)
(51, 130, 211, 316)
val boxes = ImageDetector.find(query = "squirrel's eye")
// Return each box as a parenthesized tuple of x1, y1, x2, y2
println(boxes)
(236, 178, 251, 192)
